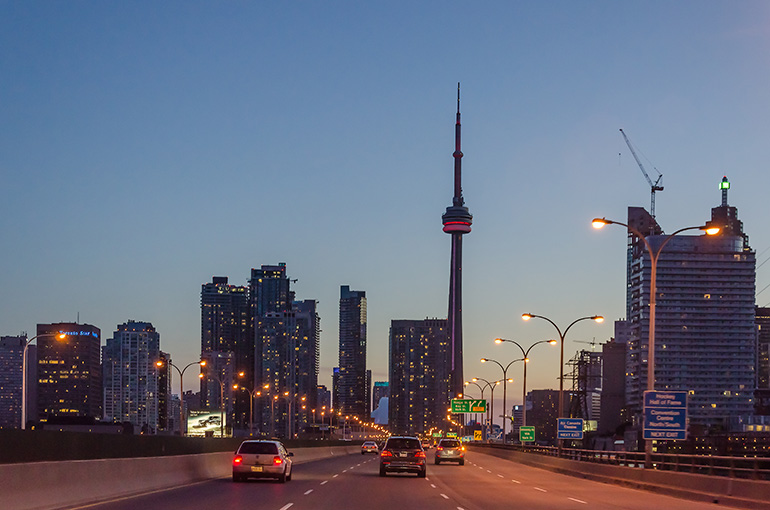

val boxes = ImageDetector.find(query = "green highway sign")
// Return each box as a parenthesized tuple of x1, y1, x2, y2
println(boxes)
(451, 399, 487, 413)
(519, 426, 535, 442)
(447, 432, 458, 437)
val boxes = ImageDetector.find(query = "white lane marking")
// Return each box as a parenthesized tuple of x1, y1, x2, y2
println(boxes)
(342, 469, 348, 473)
(458, 508, 466, 510)
(320, 480, 328, 485)
(511, 479, 521, 484)
(486, 469, 492, 473)
(279, 505, 293, 510)
(440, 494, 450, 499)
(497, 474, 504, 478)
(65, 478, 214, 509)
(430, 484, 437, 488)
(333, 474, 339, 478)
(569, 497, 588, 504)
(304, 490, 313, 495)
(534, 487, 548, 492)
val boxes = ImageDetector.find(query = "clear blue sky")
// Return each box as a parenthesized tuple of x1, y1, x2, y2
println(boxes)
(2, 2, 770, 411)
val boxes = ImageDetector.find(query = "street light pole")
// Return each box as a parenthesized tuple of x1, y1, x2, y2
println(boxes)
(480, 357, 522, 444)
(494, 339, 557, 428)
(522, 314, 603, 455)
(21, 332, 66, 429)
(592, 217, 720, 467)
(464, 380, 485, 433)
(157, 359, 205, 436)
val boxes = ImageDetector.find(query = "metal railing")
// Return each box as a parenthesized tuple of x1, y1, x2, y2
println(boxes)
(477, 443, 770, 481)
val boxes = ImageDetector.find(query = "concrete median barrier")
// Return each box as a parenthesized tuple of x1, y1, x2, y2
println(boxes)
(2, 445, 361, 510)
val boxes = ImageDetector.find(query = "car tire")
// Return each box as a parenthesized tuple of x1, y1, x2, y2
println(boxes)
(278, 469, 287, 483)
(435, 459, 440, 465)
(379, 466, 387, 477)
(459, 459, 465, 465)
(232, 474, 241, 482)
(287, 468, 292, 481)
(418, 469, 427, 478)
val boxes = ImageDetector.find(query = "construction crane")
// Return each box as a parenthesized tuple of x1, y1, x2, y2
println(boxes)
(619, 128, 664, 219)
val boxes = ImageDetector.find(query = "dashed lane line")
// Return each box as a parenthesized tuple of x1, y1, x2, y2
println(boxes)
(431, 484, 437, 488)
(534, 487, 548, 493)
(333, 474, 339, 478)
(511, 479, 521, 484)
(568, 497, 588, 504)
(440, 494, 450, 500)
(320, 481, 328, 485)
(497, 474, 504, 478)
(304, 490, 313, 495)
(279, 504, 293, 510)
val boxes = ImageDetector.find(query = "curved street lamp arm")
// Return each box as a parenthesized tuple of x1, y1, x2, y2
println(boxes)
(524, 339, 553, 358)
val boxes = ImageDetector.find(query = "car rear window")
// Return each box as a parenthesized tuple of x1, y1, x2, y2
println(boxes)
(386, 438, 421, 449)
(440, 440, 461, 448)
(238, 442, 279, 454)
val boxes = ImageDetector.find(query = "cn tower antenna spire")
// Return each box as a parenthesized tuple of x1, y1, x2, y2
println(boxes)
(442, 83, 473, 400)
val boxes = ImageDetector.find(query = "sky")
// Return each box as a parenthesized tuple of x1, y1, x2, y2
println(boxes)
(2, 1, 770, 418)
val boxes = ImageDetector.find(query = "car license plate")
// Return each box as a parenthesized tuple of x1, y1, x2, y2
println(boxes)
(251, 466, 263, 472)
(399, 452, 408, 457)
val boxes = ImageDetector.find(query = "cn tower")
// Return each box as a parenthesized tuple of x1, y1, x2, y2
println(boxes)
(442, 83, 472, 399)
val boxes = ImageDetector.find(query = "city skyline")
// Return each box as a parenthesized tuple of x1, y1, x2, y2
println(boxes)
(3, 2, 770, 401)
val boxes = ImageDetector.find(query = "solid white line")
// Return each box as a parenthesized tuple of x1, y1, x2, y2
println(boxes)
(320, 480, 328, 485)
(440, 494, 450, 500)
(568, 497, 588, 504)
(534, 487, 547, 492)
(279, 504, 294, 510)
(511, 479, 521, 484)
(304, 490, 313, 495)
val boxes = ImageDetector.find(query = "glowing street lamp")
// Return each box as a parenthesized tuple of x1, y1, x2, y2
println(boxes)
(521, 313, 603, 422)
(21, 332, 66, 429)
(155, 359, 205, 435)
(480, 357, 522, 444)
(592, 216, 720, 466)
(493, 338, 556, 429)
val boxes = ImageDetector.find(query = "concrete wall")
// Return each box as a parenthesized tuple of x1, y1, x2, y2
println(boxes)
(471, 445, 770, 510)
(2, 445, 361, 510)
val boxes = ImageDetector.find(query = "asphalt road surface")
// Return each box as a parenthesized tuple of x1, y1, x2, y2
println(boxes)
(63, 449, 743, 510)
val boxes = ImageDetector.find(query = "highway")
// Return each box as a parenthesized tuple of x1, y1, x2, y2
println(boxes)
(67, 449, 742, 510)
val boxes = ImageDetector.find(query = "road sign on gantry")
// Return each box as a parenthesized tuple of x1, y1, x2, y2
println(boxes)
(519, 426, 535, 442)
(643, 390, 687, 440)
(451, 399, 487, 413)
(557, 418, 584, 439)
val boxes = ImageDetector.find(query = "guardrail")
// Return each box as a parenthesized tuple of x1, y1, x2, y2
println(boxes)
(479, 443, 770, 481)
(471, 443, 770, 510)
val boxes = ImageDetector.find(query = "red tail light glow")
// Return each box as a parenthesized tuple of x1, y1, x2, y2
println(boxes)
(415, 451, 426, 458)
(273, 456, 283, 465)
(380, 450, 393, 457)
(233, 455, 243, 465)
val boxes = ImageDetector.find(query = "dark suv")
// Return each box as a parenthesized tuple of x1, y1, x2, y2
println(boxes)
(379, 436, 426, 477)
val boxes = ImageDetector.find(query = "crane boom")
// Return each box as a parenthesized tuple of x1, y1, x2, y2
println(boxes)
(619, 128, 663, 218)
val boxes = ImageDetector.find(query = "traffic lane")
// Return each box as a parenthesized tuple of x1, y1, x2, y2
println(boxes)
(63, 452, 368, 510)
(428, 449, 745, 510)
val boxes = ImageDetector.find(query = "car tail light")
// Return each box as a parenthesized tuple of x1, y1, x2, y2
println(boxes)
(436, 447, 443, 451)
(415, 451, 426, 458)
(380, 450, 393, 457)
(273, 456, 283, 465)
(461, 446, 466, 451)
(233, 455, 243, 465)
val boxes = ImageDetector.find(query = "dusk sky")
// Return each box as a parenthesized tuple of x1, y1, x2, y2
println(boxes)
(3, 2, 770, 414)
